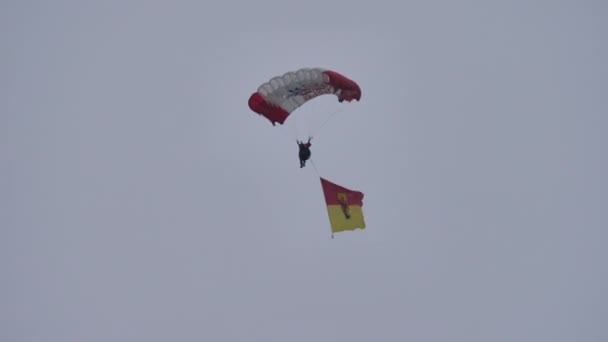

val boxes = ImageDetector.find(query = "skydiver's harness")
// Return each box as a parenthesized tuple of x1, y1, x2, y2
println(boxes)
(299, 147, 311, 161)
(298, 143, 311, 160)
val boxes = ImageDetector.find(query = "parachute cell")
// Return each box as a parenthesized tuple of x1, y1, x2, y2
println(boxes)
(248, 68, 361, 126)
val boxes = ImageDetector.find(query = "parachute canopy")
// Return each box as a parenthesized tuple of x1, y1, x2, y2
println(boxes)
(248, 68, 361, 126)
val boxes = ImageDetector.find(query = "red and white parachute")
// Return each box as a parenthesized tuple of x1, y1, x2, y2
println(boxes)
(248, 68, 361, 126)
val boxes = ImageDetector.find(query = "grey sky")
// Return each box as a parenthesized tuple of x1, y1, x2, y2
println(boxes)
(2, 0, 607, 341)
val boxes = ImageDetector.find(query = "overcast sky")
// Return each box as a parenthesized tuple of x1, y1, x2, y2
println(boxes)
(2, 0, 607, 341)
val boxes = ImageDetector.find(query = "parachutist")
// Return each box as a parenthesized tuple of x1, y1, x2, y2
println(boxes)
(297, 137, 312, 168)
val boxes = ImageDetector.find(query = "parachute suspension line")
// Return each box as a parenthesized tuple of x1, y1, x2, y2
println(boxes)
(309, 158, 321, 178)
(309, 108, 344, 139)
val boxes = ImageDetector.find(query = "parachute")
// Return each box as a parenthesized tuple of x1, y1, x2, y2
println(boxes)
(248, 68, 361, 126)
(247, 67, 366, 237)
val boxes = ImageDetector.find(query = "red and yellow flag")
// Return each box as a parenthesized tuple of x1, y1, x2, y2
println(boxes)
(320, 177, 366, 234)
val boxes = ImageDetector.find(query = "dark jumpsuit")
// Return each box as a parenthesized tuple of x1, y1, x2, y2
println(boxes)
(298, 141, 311, 168)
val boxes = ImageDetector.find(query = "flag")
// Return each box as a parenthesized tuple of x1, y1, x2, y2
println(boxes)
(320, 177, 366, 234)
